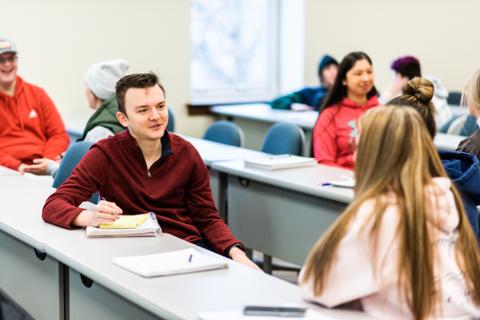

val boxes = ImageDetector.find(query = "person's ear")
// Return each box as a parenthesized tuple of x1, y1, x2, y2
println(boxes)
(116, 112, 129, 128)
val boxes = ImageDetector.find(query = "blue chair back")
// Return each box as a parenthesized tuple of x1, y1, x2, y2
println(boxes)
(447, 91, 462, 106)
(52, 141, 99, 203)
(167, 107, 175, 132)
(203, 120, 244, 147)
(53, 141, 93, 188)
(261, 122, 305, 156)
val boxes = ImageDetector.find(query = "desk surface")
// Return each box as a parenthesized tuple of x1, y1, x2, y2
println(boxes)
(212, 160, 354, 203)
(434, 133, 465, 151)
(0, 175, 58, 250)
(212, 104, 317, 129)
(0, 174, 371, 320)
(0, 165, 20, 176)
(182, 135, 267, 165)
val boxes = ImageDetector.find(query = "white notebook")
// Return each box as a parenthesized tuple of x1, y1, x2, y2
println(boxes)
(112, 248, 228, 277)
(85, 212, 161, 238)
(197, 309, 336, 320)
(244, 155, 316, 171)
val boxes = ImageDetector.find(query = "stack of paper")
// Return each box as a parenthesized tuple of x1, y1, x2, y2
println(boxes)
(86, 213, 160, 238)
(112, 248, 228, 277)
(244, 155, 316, 171)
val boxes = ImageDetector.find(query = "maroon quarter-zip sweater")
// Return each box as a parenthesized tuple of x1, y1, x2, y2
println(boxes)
(42, 130, 241, 254)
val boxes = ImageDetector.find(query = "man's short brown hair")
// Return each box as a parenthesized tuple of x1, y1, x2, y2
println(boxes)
(115, 72, 165, 115)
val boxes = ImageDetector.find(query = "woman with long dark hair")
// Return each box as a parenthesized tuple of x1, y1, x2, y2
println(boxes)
(313, 52, 379, 169)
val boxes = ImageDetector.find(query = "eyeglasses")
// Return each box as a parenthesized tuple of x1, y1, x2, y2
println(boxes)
(0, 54, 17, 65)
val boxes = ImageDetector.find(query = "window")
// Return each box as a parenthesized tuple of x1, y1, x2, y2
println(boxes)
(191, 0, 279, 104)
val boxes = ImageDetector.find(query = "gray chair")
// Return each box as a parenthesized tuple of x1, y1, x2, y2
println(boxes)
(261, 122, 305, 156)
(203, 120, 245, 147)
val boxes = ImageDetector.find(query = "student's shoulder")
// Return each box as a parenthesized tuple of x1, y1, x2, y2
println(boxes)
(168, 133, 198, 155)
(92, 130, 129, 152)
(18, 77, 49, 97)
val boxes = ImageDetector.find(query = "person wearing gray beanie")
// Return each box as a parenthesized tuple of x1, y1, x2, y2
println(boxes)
(79, 59, 130, 142)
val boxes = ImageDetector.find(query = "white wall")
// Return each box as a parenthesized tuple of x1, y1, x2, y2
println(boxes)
(6, 0, 477, 137)
(2, 0, 212, 136)
(305, 0, 480, 93)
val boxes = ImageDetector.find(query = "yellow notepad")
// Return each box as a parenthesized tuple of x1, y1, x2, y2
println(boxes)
(99, 214, 149, 229)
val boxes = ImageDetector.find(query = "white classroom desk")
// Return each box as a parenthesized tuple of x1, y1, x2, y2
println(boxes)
(434, 132, 466, 151)
(212, 103, 467, 153)
(181, 135, 267, 216)
(211, 160, 353, 266)
(0, 172, 372, 320)
(0, 175, 62, 320)
(0, 165, 20, 176)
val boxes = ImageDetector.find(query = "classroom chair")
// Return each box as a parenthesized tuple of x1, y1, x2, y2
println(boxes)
(261, 122, 305, 156)
(440, 115, 478, 136)
(53, 141, 98, 203)
(167, 107, 175, 132)
(447, 91, 462, 106)
(203, 120, 245, 147)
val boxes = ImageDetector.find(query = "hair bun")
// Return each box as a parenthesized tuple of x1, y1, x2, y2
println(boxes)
(402, 77, 434, 103)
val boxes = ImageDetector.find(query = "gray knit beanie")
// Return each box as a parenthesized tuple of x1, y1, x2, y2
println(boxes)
(84, 59, 130, 100)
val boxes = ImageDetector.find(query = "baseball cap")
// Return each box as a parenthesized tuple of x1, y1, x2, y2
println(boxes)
(0, 38, 17, 55)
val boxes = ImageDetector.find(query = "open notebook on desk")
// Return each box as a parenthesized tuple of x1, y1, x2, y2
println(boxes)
(112, 248, 228, 277)
(244, 155, 316, 171)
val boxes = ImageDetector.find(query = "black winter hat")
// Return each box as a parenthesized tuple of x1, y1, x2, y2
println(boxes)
(317, 54, 338, 80)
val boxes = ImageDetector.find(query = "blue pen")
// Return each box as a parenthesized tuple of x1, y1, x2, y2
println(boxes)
(188, 254, 193, 263)
(320, 182, 332, 186)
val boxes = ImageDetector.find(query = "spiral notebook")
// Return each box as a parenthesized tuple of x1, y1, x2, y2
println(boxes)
(85, 213, 160, 238)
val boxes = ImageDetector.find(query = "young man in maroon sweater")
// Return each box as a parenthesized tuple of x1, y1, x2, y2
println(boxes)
(42, 73, 258, 269)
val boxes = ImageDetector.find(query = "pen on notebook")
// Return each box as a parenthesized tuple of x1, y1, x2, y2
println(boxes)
(188, 254, 193, 263)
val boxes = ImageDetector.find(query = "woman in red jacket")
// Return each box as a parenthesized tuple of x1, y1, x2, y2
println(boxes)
(313, 52, 379, 169)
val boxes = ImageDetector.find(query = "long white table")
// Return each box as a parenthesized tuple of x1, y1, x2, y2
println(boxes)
(434, 132, 466, 151)
(0, 176, 62, 320)
(181, 135, 267, 219)
(211, 103, 467, 153)
(0, 165, 20, 176)
(211, 160, 353, 266)
(0, 173, 372, 320)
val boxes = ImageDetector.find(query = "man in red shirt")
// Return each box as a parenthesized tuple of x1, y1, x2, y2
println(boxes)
(0, 37, 69, 174)
(43, 73, 258, 269)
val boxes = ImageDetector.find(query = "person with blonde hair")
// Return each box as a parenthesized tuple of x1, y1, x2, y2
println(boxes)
(447, 70, 480, 137)
(386, 77, 480, 243)
(299, 106, 480, 319)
